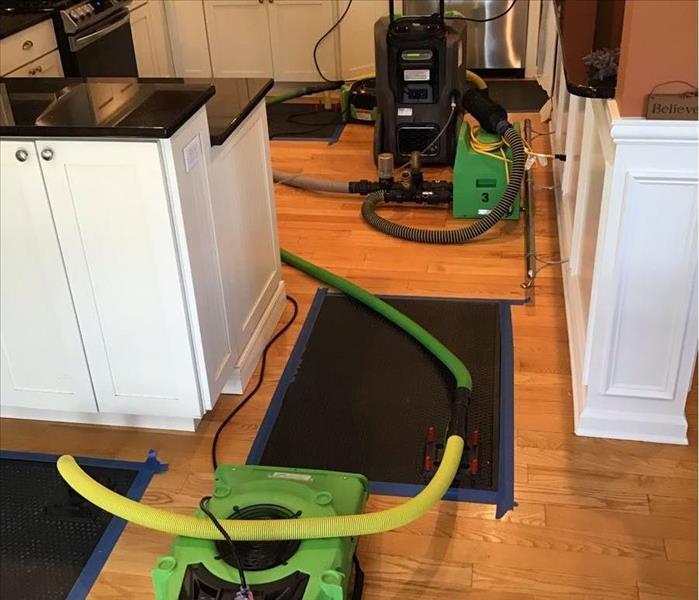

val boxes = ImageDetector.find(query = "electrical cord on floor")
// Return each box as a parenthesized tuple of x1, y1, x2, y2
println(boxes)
(211, 295, 299, 470)
(270, 107, 343, 139)
(313, 0, 354, 83)
(445, 0, 519, 22)
(199, 496, 251, 599)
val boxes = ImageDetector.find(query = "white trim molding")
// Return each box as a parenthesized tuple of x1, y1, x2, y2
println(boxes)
(554, 90, 698, 444)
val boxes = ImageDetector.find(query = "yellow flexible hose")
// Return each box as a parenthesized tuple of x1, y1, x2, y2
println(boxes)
(57, 436, 463, 541)
(465, 69, 488, 90)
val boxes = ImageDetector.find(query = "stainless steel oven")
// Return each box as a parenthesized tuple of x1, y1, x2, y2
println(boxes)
(59, 0, 137, 76)
(0, 0, 138, 76)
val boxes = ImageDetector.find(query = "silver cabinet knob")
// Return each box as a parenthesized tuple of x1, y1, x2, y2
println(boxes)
(22, 40, 34, 51)
(15, 149, 29, 162)
(40, 148, 54, 161)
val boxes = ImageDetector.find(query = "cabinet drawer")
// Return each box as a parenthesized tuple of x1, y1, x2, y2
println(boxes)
(5, 49, 63, 78)
(0, 19, 58, 76)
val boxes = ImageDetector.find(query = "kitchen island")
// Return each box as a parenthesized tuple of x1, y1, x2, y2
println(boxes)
(0, 76, 284, 431)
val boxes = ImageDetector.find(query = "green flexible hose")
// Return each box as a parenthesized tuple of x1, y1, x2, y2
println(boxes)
(56, 249, 471, 541)
(280, 248, 472, 390)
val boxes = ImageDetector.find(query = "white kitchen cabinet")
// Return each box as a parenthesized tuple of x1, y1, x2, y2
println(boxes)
(178, 0, 337, 81)
(0, 141, 95, 412)
(164, 0, 213, 78)
(0, 18, 57, 76)
(5, 49, 63, 78)
(37, 140, 202, 419)
(130, 0, 174, 77)
(338, 0, 388, 80)
(267, 0, 337, 81)
(204, 0, 274, 78)
(1, 84, 284, 431)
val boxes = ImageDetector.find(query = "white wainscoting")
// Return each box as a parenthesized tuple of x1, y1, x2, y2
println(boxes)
(553, 91, 698, 444)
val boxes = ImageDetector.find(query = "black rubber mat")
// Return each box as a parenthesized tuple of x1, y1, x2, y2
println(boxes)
(0, 458, 136, 600)
(256, 293, 503, 492)
(484, 79, 549, 112)
(267, 102, 345, 141)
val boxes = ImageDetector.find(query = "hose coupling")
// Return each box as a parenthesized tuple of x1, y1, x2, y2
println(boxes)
(348, 179, 384, 195)
(447, 387, 471, 438)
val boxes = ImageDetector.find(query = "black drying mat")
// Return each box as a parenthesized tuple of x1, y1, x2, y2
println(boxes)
(250, 292, 505, 494)
(267, 102, 345, 141)
(485, 79, 549, 112)
(0, 457, 136, 600)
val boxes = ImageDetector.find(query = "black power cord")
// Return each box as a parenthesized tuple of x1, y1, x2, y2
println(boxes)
(199, 496, 249, 596)
(313, 0, 354, 83)
(445, 0, 518, 23)
(211, 295, 299, 470)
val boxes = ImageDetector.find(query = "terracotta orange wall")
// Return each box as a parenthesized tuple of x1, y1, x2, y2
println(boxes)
(616, 0, 698, 117)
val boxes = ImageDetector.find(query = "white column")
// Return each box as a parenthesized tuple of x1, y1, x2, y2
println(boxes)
(577, 107, 698, 444)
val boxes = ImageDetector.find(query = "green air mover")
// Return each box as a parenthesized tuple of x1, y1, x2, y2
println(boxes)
(152, 464, 368, 600)
(452, 121, 521, 221)
(340, 78, 377, 124)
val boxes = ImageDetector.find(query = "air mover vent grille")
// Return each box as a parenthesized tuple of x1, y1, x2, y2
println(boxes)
(397, 125, 440, 156)
(216, 504, 301, 572)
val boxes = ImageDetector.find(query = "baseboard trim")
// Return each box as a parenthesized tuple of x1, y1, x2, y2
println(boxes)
(0, 406, 199, 432)
(576, 406, 689, 445)
(222, 280, 287, 396)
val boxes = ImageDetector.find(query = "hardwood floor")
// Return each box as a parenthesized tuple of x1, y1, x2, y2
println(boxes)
(1, 117, 696, 599)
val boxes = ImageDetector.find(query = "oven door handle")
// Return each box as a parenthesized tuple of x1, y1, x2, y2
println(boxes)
(69, 12, 130, 52)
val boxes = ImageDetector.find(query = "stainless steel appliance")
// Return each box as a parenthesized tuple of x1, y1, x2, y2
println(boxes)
(403, 0, 529, 71)
(0, 0, 137, 76)
(58, 0, 136, 76)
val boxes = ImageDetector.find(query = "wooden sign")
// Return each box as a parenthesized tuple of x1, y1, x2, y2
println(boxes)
(646, 93, 698, 120)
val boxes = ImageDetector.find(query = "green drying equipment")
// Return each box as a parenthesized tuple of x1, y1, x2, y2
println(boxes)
(152, 464, 369, 600)
(56, 248, 472, 600)
(452, 121, 521, 221)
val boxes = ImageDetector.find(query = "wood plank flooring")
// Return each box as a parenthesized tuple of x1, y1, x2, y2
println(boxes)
(1, 116, 696, 599)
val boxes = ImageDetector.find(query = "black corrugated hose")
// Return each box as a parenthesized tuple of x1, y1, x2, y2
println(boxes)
(361, 126, 526, 244)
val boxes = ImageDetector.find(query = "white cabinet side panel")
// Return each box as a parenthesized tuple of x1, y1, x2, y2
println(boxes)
(0, 141, 95, 412)
(210, 102, 281, 352)
(162, 109, 234, 409)
(37, 140, 200, 417)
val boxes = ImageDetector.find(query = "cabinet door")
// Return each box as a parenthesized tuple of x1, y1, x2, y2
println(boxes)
(163, 0, 212, 77)
(0, 141, 95, 412)
(5, 49, 63, 77)
(130, 1, 174, 77)
(37, 140, 201, 418)
(268, 0, 336, 81)
(204, 0, 273, 77)
(130, 3, 158, 77)
(339, 0, 388, 80)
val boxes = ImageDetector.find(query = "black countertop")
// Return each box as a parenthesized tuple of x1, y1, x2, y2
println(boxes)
(0, 12, 53, 40)
(553, 0, 622, 99)
(205, 77, 274, 145)
(0, 77, 272, 142)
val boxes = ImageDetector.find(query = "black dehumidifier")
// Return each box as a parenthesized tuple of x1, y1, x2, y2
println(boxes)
(373, 0, 466, 165)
